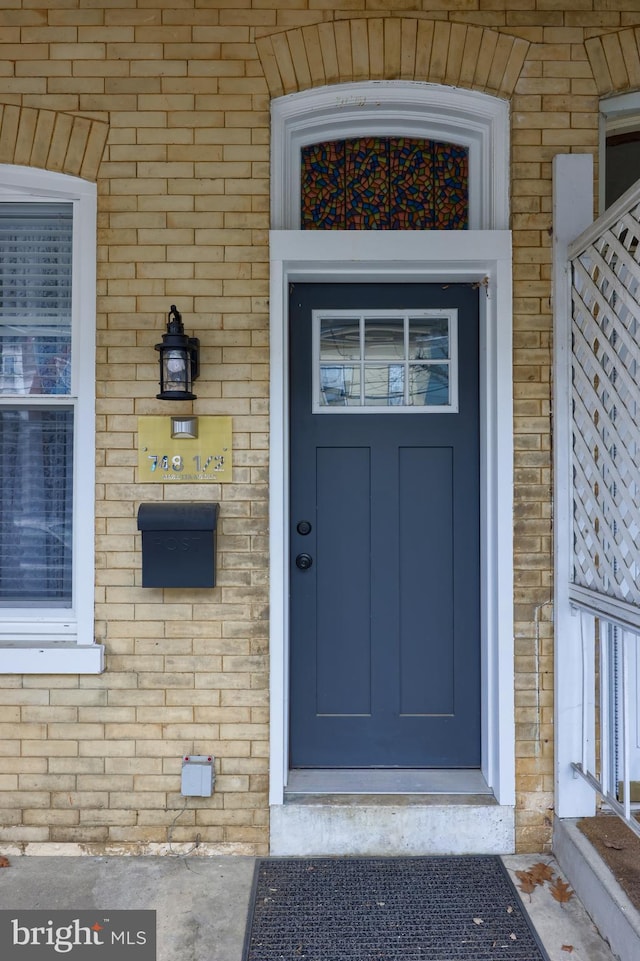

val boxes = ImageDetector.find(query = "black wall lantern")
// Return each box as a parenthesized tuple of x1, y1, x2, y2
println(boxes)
(155, 305, 200, 400)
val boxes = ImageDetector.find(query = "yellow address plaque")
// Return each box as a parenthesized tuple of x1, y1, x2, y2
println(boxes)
(137, 416, 232, 484)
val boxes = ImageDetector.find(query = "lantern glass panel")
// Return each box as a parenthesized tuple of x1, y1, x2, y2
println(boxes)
(161, 347, 191, 394)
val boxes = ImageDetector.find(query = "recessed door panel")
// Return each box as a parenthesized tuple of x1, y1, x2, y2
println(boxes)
(399, 445, 454, 718)
(316, 446, 372, 716)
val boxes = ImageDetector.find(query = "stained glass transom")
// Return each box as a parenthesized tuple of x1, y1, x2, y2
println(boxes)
(301, 137, 468, 230)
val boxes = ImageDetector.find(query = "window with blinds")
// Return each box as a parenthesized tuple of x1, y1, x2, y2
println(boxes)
(0, 202, 74, 607)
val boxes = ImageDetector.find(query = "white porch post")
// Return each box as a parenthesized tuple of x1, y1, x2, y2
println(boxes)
(552, 153, 597, 817)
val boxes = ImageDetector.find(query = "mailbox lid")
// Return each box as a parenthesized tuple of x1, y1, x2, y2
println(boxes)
(137, 501, 219, 532)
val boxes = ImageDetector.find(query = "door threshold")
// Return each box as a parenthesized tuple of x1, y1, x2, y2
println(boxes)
(272, 780, 512, 855)
(285, 768, 492, 796)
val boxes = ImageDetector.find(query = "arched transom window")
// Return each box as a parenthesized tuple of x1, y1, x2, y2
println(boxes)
(301, 137, 468, 230)
(271, 83, 509, 230)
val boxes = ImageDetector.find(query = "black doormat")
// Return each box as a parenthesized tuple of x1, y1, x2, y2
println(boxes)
(243, 856, 550, 961)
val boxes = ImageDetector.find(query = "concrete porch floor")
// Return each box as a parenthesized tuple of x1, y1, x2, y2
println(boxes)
(0, 850, 619, 961)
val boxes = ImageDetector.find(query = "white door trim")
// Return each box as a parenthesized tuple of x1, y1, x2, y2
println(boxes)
(269, 229, 515, 807)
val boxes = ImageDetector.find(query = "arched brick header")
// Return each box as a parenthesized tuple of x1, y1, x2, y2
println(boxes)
(256, 19, 529, 99)
(586, 28, 640, 96)
(0, 104, 108, 181)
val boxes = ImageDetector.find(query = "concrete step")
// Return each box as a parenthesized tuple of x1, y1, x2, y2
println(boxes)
(554, 817, 640, 961)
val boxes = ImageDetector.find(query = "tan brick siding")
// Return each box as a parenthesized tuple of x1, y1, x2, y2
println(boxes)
(0, 3, 637, 855)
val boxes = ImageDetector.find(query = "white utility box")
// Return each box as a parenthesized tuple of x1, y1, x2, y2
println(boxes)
(181, 755, 215, 797)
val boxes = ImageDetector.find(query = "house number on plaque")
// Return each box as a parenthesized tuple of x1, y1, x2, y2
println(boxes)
(147, 454, 225, 473)
(137, 416, 232, 484)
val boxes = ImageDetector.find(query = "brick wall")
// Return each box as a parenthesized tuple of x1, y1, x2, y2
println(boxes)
(0, 1, 638, 856)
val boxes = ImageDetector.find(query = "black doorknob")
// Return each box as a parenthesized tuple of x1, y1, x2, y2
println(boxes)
(295, 553, 313, 570)
(297, 520, 312, 535)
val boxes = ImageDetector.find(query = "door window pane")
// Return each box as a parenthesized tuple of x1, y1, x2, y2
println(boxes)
(410, 364, 450, 407)
(365, 318, 404, 360)
(364, 364, 404, 406)
(320, 318, 360, 361)
(320, 365, 361, 406)
(314, 309, 458, 413)
(409, 318, 449, 360)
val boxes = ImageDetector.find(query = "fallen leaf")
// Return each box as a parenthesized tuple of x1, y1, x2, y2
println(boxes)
(516, 870, 537, 896)
(530, 861, 555, 885)
(509, 933, 517, 941)
(550, 877, 574, 904)
(506, 906, 514, 914)
(561, 946, 574, 954)
(604, 840, 625, 850)
(0, 856, 9, 868)
(473, 918, 484, 925)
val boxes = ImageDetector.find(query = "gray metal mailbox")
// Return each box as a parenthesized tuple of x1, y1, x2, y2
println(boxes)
(137, 502, 219, 588)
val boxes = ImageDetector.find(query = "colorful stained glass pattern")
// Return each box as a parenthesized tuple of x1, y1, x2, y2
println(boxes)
(301, 137, 468, 230)
(300, 141, 346, 229)
(433, 143, 468, 229)
(390, 139, 435, 229)
(345, 138, 390, 229)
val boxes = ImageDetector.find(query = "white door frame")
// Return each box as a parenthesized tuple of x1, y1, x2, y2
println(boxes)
(269, 229, 515, 806)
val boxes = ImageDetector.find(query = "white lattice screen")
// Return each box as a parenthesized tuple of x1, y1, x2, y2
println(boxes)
(571, 190, 640, 608)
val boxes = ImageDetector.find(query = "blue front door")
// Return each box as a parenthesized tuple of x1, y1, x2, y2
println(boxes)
(289, 283, 480, 768)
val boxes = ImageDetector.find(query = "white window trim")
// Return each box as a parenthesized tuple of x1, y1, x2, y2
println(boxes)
(0, 165, 102, 674)
(271, 80, 510, 231)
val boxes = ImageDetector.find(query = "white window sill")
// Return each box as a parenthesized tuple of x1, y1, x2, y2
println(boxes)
(0, 643, 104, 674)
